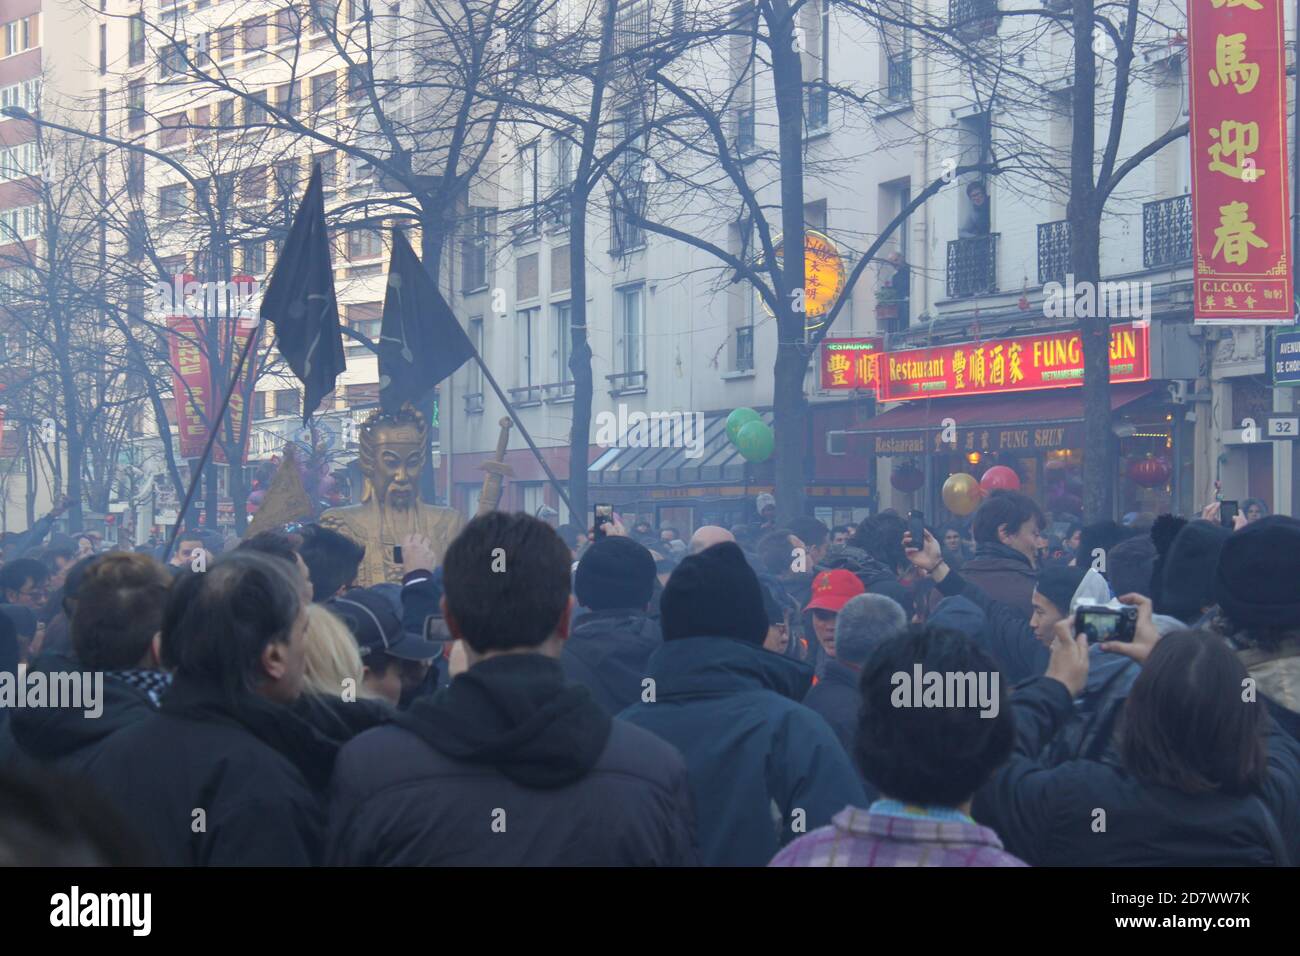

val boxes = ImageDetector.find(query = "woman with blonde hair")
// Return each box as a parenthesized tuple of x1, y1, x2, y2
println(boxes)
(302, 603, 373, 701)
(295, 603, 395, 744)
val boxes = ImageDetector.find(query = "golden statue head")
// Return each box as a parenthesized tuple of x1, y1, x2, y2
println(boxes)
(358, 405, 429, 510)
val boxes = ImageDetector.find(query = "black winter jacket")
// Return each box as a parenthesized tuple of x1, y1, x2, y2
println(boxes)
(326, 653, 698, 866)
(83, 678, 391, 866)
(560, 608, 661, 715)
(973, 677, 1300, 866)
(4, 654, 160, 776)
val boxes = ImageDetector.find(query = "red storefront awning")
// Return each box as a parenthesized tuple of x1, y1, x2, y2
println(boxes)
(847, 382, 1157, 435)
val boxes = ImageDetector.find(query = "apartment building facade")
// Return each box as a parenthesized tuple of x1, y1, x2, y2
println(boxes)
(0, 0, 101, 534)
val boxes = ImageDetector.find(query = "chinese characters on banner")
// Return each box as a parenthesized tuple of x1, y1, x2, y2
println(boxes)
(820, 337, 883, 389)
(1189, 0, 1293, 323)
(874, 324, 1149, 402)
(166, 315, 259, 463)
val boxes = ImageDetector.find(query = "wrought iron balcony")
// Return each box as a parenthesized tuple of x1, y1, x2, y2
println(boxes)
(510, 211, 540, 244)
(1143, 194, 1192, 269)
(542, 380, 576, 402)
(1037, 220, 1071, 286)
(507, 385, 543, 407)
(607, 370, 648, 396)
(946, 233, 999, 298)
(887, 54, 912, 102)
(950, 0, 999, 39)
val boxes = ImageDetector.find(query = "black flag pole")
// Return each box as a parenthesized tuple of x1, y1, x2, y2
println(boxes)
(163, 323, 261, 561)
(471, 351, 576, 519)
(378, 228, 575, 519)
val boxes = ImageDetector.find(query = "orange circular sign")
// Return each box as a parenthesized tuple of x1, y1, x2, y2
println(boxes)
(762, 229, 847, 328)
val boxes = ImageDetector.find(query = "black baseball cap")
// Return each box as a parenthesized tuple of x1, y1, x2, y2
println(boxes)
(327, 588, 439, 662)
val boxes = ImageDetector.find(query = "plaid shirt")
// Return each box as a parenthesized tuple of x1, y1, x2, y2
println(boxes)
(769, 804, 1028, 867)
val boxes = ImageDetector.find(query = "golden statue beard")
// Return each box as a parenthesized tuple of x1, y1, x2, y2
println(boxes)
(382, 487, 417, 511)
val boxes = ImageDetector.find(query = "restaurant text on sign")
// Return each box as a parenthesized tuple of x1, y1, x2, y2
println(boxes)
(820, 338, 883, 390)
(876, 324, 1150, 402)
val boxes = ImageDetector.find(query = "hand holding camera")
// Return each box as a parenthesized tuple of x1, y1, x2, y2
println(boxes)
(1089, 593, 1162, 665)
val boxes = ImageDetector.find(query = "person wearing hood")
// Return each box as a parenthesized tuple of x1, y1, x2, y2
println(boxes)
(326, 512, 697, 866)
(560, 534, 662, 715)
(961, 491, 1045, 620)
(4, 554, 172, 776)
(803, 593, 907, 778)
(1211, 516, 1300, 742)
(620, 541, 866, 866)
(83, 551, 348, 866)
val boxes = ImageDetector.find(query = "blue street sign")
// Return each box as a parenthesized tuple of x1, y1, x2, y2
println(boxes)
(1270, 328, 1300, 388)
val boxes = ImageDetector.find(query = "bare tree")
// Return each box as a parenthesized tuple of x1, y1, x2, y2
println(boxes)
(836, 0, 1189, 520)
(0, 123, 144, 533)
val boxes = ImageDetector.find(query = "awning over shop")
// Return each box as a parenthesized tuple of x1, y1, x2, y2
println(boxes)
(588, 409, 774, 487)
(848, 383, 1157, 456)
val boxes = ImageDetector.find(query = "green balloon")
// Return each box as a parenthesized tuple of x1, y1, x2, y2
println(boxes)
(735, 420, 774, 462)
(726, 407, 762, 445)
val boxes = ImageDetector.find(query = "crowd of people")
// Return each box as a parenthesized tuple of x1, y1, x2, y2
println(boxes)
(0, 487, 1297, 867)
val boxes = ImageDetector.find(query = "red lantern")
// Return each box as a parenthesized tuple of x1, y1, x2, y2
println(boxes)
(979, 465, 1021, 493)
(1128, 455, 1171, 488)
(890, 460, 925, 493)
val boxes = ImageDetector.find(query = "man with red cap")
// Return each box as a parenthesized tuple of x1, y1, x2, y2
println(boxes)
(805, 569, 865, 661)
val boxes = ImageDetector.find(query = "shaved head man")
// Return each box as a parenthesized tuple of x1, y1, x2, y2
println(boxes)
(689, 526, 736, 555)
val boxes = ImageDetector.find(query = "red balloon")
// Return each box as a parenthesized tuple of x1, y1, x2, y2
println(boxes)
(979, 465, 1021, 492)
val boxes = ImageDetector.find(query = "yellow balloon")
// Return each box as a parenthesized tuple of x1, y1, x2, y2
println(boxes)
(942, 472, 983, 516)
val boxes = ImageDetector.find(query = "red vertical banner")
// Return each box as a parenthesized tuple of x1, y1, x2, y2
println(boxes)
(1189, 0, 1294, 324)
(167, 315, 260, 465)
(167, 315, 211, 460)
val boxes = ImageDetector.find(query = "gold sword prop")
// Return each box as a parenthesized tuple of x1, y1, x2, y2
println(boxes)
(476, 417, 514, 515)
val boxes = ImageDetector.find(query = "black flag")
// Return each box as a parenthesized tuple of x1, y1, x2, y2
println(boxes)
(259, 163, 346, 422)
(378, 228, 476, 413)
